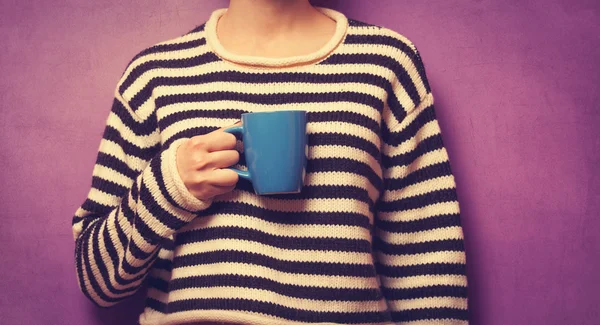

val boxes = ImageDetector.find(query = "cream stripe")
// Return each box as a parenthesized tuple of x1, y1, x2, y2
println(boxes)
(121, 34, 209, 91)
(348, 26, 417, 52)
(388, 297, 468, 312)
(130, 54, 391, 95)
(161, 119, 380, 149)
(383, 149, 449, 180)
(168, 286, 387, 313)
(176, 238, 373, 264)
(156, 100, 381, 124)
(382, 116, 441, 156)
(141, 156, 198, 219)
(98, 139, 148, 172)
(84, 220, 125, 301)
(158, 309, 396, 325)
(103, 213, 150, 285)
(180, 212, 371, 241)
(380, 175, 457, 203)
(92, 165, 134, 188)
(87, 187, 125, 210)
(376, 201, 461, 223)
(155, 80, 384, 99)
(380, 274, 468, 289)
(305, 169, 380, 203)
(105, 110, 157, 148)
(130, 62, 396, 116)
(337, 44, 429, 102)
(375, 226, 465, 245)
(375, 250, 466, 267)
(146, 287, 170, 304)
(170, 262, 380, 290)
(215, 189, 372, 216)
(93, 218, 147, 295)
(385, 91, 435, 133)
(80, 235, 110, 306)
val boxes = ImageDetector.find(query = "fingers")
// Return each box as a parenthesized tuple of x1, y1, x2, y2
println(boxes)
(193, 120, 243, 152)
(205, 168, 239, 187)
(205, 149, 240, 169)
(209, 183, 237, 197)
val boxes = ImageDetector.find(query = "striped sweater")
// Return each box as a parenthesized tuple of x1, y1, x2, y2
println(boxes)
(72, 6, 469, 325)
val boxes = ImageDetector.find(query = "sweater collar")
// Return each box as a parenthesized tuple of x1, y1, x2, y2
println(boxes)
(204, 7, 348, 68)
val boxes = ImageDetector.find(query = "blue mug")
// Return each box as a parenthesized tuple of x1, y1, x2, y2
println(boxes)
(223, 110, 308, 195)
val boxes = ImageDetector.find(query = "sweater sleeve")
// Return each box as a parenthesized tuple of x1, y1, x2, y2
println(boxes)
(71, 73, 213, 308)
(374, 46, 469, 324)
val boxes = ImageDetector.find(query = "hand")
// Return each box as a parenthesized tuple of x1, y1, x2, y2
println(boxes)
(175, 121, 242, 201)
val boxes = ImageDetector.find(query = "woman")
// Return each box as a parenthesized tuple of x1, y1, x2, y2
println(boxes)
(71, 0, 470, 324)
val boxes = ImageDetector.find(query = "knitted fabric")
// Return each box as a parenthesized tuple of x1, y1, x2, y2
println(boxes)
(72, 7, 469, 325)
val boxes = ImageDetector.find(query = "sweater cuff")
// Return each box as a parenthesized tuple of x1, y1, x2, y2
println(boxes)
(163, 137, 213, 212)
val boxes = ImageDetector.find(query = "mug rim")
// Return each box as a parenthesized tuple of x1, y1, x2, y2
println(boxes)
(241, 110, 307, 116)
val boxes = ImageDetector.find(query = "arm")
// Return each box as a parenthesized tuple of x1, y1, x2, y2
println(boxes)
(374, 47, 469, 324)
(71, 76, 212, 307)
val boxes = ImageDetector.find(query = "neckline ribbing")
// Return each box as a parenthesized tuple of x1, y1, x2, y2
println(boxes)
(204, 7, 348, 68)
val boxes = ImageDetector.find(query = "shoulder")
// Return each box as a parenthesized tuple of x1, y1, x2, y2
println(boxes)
(115, 23, 210, 96)
(345, 17, 422, 59)
(344, 17, 430, 89)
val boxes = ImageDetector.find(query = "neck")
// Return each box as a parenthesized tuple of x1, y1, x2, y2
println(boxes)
(222, 0, 319, 39)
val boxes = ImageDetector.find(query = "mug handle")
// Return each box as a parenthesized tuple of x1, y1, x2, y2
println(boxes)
(222, 125, 252, 181)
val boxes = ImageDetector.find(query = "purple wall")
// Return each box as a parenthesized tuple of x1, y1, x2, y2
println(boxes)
(1, 0, 598, 324)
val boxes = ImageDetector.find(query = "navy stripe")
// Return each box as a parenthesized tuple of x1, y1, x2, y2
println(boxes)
(128, 37, 206, 68)
(91, 176, 128, 199)
(382, 285, 468, 300)
(167, 298, 391, 323)
(80, 199, 115, 220)
(392, 307, 468, 322)
(169, 274, 383, 301)
(153, 257, 173, 272)
(196, 201, 371, 228)
(175, 226, 372, 253)
(147, 276, 170, 293)
(343, 33, 431, 96)
(344, 34, 415, 56)
(131, 71, 390, 111)
(309, 133, 380, 162)
(80, 221, 123, 304)
(145, 297, 167, 313)
(154, 91, 383, 112)
(158, 109, 380, 137)
(91, 218, 139, 296)
(233, 182, 373, 206)
(109, 96, 158, 137)
(373, 237, 466, 255)
(112, 205, 128, 248)
(308, 158, 382, 192)
(102, 210, 149, 287)
(121, 52, 221, 98)
(173, 250, 378, 278)
(95, 152, 138, 180)
(148, 147, 197, 213)
(348, 19, 380, 28)
(375, 262, 467, 277)
(136, 152, 201, 240)
(321, 53, 421, 109)
(102, 125, 160, 161)
(383, 161, 453, 191)
(413, 48, 432, 94)
(381, 102, 436, 147)
(375, 213, 463, 233)
(75, 225, 100, 306)
(376, 188, 459, 212)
